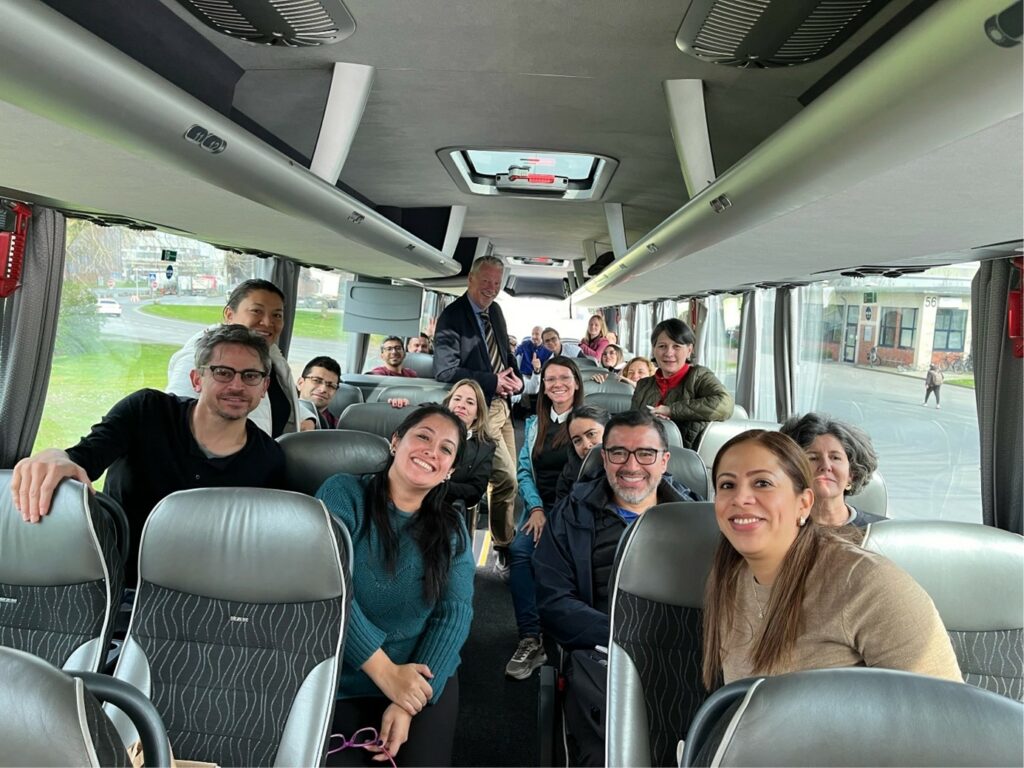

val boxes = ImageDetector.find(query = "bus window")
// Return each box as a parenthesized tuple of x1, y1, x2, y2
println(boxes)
(699, 294, 743, 393)
(287, 265, 353, 374)
(795, 264, 982, 523)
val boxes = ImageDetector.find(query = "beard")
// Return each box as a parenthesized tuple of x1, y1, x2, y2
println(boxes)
(609, 471, 658, 505)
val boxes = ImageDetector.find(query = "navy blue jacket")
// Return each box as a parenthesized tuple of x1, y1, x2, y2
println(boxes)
(533, 472, 699, 650)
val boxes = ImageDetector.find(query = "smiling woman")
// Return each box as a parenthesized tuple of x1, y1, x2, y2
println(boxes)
(315, 404, 473, 767)
(702, 429, 963, 690)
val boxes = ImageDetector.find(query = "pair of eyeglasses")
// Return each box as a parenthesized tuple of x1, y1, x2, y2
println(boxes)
(544, 375, 575, 385)
(304, 375, 339, 391)
(200, 365, 268, 386)
(604, 447, 663, 465)
(381, 345, 404, 354)
(328, 728, 396, 768)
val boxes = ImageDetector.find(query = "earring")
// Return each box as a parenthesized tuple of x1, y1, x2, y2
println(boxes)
(798, 516, 807, 527)
(389, 447, 396, 456)
(845, 484, 852, 491)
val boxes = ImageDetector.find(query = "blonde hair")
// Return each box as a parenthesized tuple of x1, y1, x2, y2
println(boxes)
(584, 314, 609, 342)
(623, 357, 655, 380)
(442, 379, 491, 442)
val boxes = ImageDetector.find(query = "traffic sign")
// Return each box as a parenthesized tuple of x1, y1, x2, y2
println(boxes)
(148, 272, 157, 281)
(161, 249, 177, 262)
(151, 280, 158, 289)
(166, 265, 174, 279)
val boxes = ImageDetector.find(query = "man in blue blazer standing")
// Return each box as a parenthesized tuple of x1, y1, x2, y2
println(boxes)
(434, 256, 522, 569)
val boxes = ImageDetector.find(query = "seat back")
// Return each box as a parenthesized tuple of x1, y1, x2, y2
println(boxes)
(278, 430, 391, 496)
(681, 668, 1024, 767)
(694, 419, 780, 470)
(0, 647, 134, 767)
(584, 391, 632, 414)
(606, 502, 721, 767)
(340, 373, 447, 403)
(846, 470, 888, 518)
(728, 404, 748, 420)
(336, 401, 415, 441)
(862, 520, 1024, 700)
(326, 383, 363, 420)
(402, 351, 435, 378)
(0, 472, 123, 672)
(583, 377, 635, 396)
(370, 384, 450, 405)
(110, 488, 350, 767)
(577, 446, 709, 500)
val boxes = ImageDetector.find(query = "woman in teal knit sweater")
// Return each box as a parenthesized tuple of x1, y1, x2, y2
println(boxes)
(317, 404, 475, 766)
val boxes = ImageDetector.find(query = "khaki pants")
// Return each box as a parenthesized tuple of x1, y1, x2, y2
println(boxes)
(484, 398, 518, 546)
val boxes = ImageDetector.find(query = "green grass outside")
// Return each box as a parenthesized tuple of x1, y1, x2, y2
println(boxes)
(33, 341, 179, 486)
(141, 304, 345, 340)
(946, 377, 976, 389)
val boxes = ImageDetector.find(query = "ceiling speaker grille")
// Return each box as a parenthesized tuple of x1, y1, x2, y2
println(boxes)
(176, 0, 355, 46)
(677, 0, 889, 68)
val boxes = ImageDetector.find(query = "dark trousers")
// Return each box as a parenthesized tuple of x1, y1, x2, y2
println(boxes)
(563, 650, 608, 768)
(328, 675, 459, 767)
(925, 385, 941, 405)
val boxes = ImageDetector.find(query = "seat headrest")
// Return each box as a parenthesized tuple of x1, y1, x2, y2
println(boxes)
(371, 385, 449, 405)
(862, 520, 1024, 630)
(845, 470, 887, 518)
(583, 392, 633, 414)
(695, 419, 781, 467)
(139, 488, 345, 603)
(0, 472, 107, 586)
(402, 352, 435, 378)
(698, 668, 1024, 767)
(582, 378, 635, 396)
(278, 430, 390, 496)
(326, 383, 364, 420)
(337, 402, 415, 441)
(0, 647, 112, 767)
(612, 502, 720, 607)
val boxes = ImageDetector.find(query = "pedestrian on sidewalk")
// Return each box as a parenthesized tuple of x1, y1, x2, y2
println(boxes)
(924, 364, 943, 409)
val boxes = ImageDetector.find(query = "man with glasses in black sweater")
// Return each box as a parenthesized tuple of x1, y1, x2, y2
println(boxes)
(11, 324, 285, 581)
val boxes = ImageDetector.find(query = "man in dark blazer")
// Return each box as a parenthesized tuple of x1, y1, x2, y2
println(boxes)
(434, 256, 522, 564)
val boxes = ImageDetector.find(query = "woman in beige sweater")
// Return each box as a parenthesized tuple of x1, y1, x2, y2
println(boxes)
(702, 429, 962, 688)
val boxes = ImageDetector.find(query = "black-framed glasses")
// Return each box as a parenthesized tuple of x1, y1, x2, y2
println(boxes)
(304, 375, 339, 391)
(381, 345, 404, 353)
(604, 446, 663, 465)
(201, 365, 268, 386)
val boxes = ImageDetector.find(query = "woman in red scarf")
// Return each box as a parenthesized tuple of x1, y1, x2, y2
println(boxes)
(630, 318, 734, 449)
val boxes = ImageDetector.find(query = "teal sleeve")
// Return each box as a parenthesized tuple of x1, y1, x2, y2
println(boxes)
(413, 542, 476, 702)
(517, 419, 544, 513)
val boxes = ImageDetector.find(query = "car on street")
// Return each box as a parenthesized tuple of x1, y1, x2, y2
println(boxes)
(96, 298, 122, 317)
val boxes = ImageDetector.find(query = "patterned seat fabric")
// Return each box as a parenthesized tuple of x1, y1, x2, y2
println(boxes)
(0, 472, 124, 672)
(606, 502, 721, 767)
(862, 519, 1024, 701)
(109, 487, 350, 767)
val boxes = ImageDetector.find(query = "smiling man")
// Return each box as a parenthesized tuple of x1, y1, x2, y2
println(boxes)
(297, 355, 342, 429)
(532, 409, 699, 767)
(11, 324, 285, 582)
(166, 279, 302, 438)
(368, 336, 419, 377)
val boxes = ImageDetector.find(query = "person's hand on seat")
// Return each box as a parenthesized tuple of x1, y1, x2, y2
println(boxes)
(10, 449, 92, 523)
(387, 398, 411, 409)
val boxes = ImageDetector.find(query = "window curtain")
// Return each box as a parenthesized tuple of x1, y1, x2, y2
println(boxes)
(734, 290, 758, 419)
(971, 258, 1022, 534)
(691, 298, 709, 365)
(257, 257, 300, 357)
(0, 207, 66, 467)
(773, 287, 797, 423)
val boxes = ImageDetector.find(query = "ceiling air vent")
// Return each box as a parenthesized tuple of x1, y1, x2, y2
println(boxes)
(174, 0, 355, 47)
(676, 0, 889, 68)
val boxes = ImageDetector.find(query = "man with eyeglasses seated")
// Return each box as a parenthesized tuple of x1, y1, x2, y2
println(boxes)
(367, 336, 419, 377)
(533, 409, 700, 767)
(10, 324, 285, 582)
(296, 355, 342, 430)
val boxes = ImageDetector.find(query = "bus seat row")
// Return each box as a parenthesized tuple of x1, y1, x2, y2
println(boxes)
(278, 429, 390, 496)
(339, 372, 448, 404)
(604, 505, 1024, 767)
(0, 475, 354, 766)
(368, 384, 450, 405)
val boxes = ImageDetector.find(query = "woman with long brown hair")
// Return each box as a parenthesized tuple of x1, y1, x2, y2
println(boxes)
(702, 429, 961, 689)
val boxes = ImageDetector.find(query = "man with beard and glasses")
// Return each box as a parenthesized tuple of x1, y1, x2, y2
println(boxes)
(11, 324, 285, 582)
(368, 336, 419, 377)
(532, 409, 700, 767)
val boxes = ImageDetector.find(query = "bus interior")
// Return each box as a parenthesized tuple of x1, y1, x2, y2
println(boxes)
(0, 0, 1021, 765)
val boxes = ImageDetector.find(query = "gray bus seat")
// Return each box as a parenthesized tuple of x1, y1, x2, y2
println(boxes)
(694, 419, 781, 471)
(606, 502, 720, 767)
(337, 401, 414, 441)
(326, 382, 364, 421)
(584, 391, 632, 414)
(370, 384, 450, 405)
(341, 373, 447, 403)
(583, 377, 635, 396)
(278, 429, 390, 496)
(0, 646, 172, 768)
(846, 470, 888, 519)
(0, 471, 123, 673)
(862, 520, 1024, 700)
(729, 404, 748, 420)
(402, 351, 435, 378)
(681, 667, 1024, 767)
(109, 488, 350, 767)
(577, 445, 710, 500)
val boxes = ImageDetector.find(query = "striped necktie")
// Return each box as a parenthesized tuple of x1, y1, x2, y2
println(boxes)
(479, 309, 503, 375)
